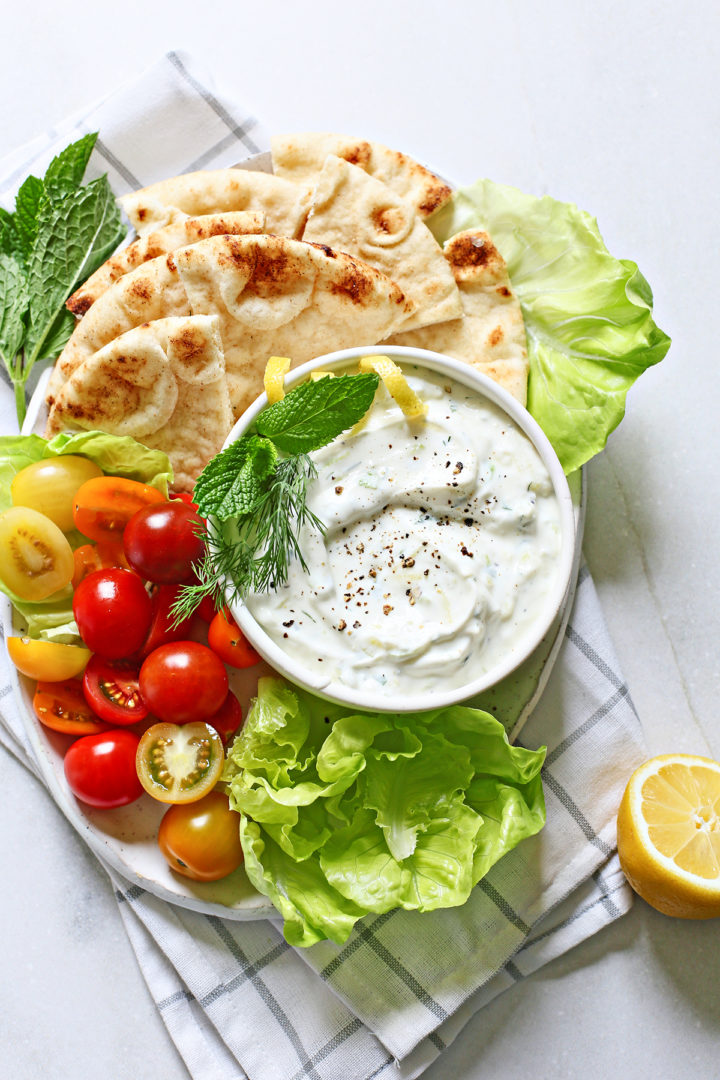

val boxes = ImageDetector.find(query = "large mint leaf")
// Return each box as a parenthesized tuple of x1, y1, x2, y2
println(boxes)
(193, 434, 279, 519)
(44, 133, 98, 202)
(14, 175, 45, 256)
(0, 209, 23, 260)
(24, 177, 125, 367)
(255, 372, 379, 454)
(0, 254, 28, 366)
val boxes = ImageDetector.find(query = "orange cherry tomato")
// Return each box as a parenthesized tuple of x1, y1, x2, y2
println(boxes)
(33, 678, 110, 736)
(71, 539, 132, 588)
(157, 791, 244, 881)
(72, 477, 165, 543)
(207, 610, 261, 669)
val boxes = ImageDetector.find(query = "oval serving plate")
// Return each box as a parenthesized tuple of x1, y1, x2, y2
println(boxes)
(4, 148, 586, 918)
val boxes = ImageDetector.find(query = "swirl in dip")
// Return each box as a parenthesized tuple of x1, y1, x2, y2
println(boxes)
(245, 364, 564, 696)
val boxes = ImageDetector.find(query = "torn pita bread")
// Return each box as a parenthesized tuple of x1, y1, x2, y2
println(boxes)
(271, 133, 453, 219)
(45, 316, 233, 491)
(301, 156, 461, 332)
(66, 212, 265, 315)
(47, 234, 414, 420)
(120, 170, 311, 239)
(386, 229, 529, 405)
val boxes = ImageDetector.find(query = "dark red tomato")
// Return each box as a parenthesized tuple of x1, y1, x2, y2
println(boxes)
(33, 678, 109, 736)
(140, 584, 196, 658)
(139, 641, 228, 724)
(206, 690, 243, 746)
(64, 729, 143, 808)
(73, 568, 152, 659)
(170, 492, 198, 510)
(208, 610, 261, 669)
(73, 477, 165, 543)
(123, 501, 205, 584)
(195, 594, 218, 623)
(157, 791, 244, 881)
(83, 655, 149, 726)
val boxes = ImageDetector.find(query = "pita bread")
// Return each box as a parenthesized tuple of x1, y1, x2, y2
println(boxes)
(66, 212, 265, 315)
(45, 316, 233, 491)
(386, 229, 529, 405)
(120, 170, 311, 238)
(47, 234, 414, 420)
(301, 156, 461, 332)
(271, 133, 453, 219)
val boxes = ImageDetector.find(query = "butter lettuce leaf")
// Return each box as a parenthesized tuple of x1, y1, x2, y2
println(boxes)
(224, 678, 546, 945)
(429, 180, 670, 473)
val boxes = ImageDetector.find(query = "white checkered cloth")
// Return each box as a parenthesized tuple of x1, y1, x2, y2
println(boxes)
(0, 52, 647, 1080)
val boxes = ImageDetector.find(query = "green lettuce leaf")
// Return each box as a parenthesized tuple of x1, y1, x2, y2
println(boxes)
(224, 678, 546, 945)
(429, 180, 671, 473)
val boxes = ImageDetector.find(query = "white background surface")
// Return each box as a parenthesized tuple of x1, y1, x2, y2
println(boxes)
(2, 3, 719, 1078)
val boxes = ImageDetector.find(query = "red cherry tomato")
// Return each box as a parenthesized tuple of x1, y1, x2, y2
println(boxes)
(206, 690, 244, 746)
(195, 594, 219, 623)
(64, 729, 143, 808)
(170, 492, 198, 510)
(73, 476, 165, 543)
(140, 583, 196, 658)
(123, 501, 205, 584)
(139, 642, 228, 724)
(208, 610, 261, 669)
(157, 791, 243, 881)
(73, 568, 152, 659)
(33, 678, 110, 736)
(83, 655, 149, 726)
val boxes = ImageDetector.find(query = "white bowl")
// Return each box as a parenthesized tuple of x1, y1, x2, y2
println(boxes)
(222, 346, 576, 713)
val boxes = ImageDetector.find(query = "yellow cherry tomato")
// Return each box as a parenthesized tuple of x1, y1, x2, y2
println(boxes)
(0, 506, 75, 601)
(11, 455, 103, 531)
(7, 637, 92, 681)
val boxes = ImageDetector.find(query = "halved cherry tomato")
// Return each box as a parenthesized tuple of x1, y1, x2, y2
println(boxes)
(208, 609, 261, 669)
(7, 637, 91, 681)
(83, 655, 149, 726)
(33, 678, 109, 736)
(158, 791, 243, 880)
(136, 722, 224, 803)
(71, 539, 131, 589)
(206, 690, 243, 746)
(0, 506, 75, 601)
(123, 501, 205, 584)
(140, 584, 196, 658)
(73, 568, 152, 659)
(73, 476, 164, 543)
(139, 641, 228, 723)
(65, 729, 143, 808)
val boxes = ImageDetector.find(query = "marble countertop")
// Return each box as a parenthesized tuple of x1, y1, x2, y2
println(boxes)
(2, 3, 719, 1077)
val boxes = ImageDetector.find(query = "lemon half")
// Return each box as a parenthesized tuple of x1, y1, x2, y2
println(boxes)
(617, 754, 720, 919)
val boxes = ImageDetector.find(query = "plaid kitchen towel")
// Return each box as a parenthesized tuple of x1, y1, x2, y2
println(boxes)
(0, 52, 646, 1080)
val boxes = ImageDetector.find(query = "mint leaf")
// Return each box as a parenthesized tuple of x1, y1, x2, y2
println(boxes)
(255, 373, 379, 454)
(39, 307, 75, 361)
(24, 177, 125, 368)
(0, 254, 28, 366)
(0, 209, 23, 260)
(14, 176, 45, 257)
(194, 435, 279, 519)
(44, 133, 98, 202)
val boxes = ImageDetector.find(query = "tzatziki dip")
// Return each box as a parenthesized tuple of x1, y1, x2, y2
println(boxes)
(245, 364, 564, 696)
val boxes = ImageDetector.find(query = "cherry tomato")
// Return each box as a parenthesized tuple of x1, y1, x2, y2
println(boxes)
(0, 506, 74, 601)
(83, 656, 149, 726)
(64, 729, 143, 808)
(136, 722, 224, 803)
(140, 584, 196, 658)
(158, 791, 244, 881)
(33, 679, 109, 736)
(195, 594, 219, 623)
(73, 568, 152, 659)
(139, 641, 228, 723)
(170, 492, 198, 510)
(208, 609, 261, 669)
(123, 501, 205, 584)
(71, 539, 132, 589)
(11, 455, 103, 531)
(7, 637, 91, 681)
(73, 476, 165, 543)
(206, 690, 244, 746)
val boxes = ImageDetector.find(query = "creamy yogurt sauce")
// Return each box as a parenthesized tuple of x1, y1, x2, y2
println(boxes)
(245, 365, 563, 695)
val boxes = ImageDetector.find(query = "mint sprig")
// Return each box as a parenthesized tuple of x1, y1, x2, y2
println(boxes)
(172, 370, 379, 622)
(0, 133, 127, 426)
